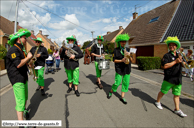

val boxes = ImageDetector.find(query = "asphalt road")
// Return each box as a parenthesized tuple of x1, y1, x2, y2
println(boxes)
(0, 58, 193, 128)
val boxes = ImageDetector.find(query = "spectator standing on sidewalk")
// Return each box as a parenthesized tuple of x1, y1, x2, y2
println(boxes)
(155, 36, 187, 117)
(53, 48, 60, 71)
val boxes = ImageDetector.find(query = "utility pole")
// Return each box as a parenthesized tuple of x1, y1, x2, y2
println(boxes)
(14, 0, 19, 33)
(91, 31, 95, 39)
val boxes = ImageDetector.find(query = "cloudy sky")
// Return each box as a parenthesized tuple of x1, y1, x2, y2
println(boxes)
(1, 0, 171, 46)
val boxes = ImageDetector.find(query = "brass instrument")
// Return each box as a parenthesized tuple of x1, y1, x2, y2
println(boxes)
(62, 44, 79, 61)
(29, 45, 40, 80)
(177, 49, 194, 81)
(124, 48, 131, 64)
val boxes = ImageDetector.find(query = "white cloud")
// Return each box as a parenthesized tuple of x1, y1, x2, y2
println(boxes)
(92, 17, 118, 24)
(52, 29, 92, 46)
(103, 21, 129, 32)
(48, 14, 80, 30)
(102, 0, 112, 4)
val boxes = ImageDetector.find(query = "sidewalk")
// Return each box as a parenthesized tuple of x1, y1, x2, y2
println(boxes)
(0, 69, 7, 76)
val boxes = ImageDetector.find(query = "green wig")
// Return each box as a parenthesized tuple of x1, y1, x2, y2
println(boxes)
(115, 33, 130, 48)
(164, 36, 181, 49)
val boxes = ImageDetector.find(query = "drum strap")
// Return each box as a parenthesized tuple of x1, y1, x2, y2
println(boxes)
(97, 44, 103, 55)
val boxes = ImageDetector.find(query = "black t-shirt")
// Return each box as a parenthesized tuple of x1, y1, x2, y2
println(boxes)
(113, 47, 131, 75)
(30, 46, 48, 67)
(60, 45, 83, 70)
(162, 51, 182, 85)
(6, 43, 28, 85)
(91, 44, 104, 61)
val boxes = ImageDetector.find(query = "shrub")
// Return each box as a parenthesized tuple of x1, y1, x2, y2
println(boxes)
(137, 56, 161, 70)
(0, 45, 7, 59)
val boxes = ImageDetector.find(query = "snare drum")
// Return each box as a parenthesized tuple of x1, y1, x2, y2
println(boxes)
(98, 59, 110, 70)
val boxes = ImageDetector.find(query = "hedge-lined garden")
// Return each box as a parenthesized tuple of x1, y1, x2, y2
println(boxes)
(137, 56, 161, 70)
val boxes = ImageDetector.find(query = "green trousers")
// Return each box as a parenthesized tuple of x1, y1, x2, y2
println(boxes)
(35, 67, 45, 86)
(95, 61, 102, 78)
(65, 67, 79, 85)
(13, 81, 28, 111)
(112, 73, 130, 92)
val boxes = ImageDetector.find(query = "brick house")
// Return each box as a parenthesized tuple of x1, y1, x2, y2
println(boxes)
(0, 16, 36, 52)
(103, 26, 124, 44)
(121, 0, 193, 63)
(36, 30, 55, 51)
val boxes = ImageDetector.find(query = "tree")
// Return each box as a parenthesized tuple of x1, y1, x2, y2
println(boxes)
(82, 40, 91, 49)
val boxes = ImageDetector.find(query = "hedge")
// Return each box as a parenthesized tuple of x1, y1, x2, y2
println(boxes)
(0, 45, 7, 60)
(137, 56, 161, 70)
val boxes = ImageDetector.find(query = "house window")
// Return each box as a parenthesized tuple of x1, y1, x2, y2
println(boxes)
(182, 46, 190, 49)
(149, 16, 159, 23)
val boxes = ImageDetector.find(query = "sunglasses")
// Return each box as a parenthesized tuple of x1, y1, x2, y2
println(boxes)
(68, 40, 74, 41)
(36, 41, 41, 43)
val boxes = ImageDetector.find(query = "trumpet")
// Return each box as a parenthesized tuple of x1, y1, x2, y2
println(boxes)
(62, 44, 79, 61)
(177, 49, 194, 81)
(124, 48, 133, 64)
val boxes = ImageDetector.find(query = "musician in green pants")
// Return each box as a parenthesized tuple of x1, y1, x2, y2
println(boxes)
(29, 37, 48, 95)
(107, 34, 133, 104)
(60, 36, 83, 97)
(6, 28, 33, 121)
(91, 35, 105, 89)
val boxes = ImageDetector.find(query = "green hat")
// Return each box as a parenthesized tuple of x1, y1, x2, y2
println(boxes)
(97, 35, 104, 42)
(164, 36, 181, 49)
(115, 33, 130, 48)
(33, 37, 44, 43)
(66, 36, 76, 42)
(8, 28, 31, 46)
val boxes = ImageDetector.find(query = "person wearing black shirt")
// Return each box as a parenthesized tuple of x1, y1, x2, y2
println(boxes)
(91, 35, 105, 89)
(29, 37, 48, 95)
(6, 29, 33, 121)
(155, 36, 187, 117)
(60, 36, 83, 97)
(107, 34, 132, 104)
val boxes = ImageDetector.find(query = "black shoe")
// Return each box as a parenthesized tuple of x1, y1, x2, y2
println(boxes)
(107, 92, 112, 99)
(23, 109, 29, 120)
(75, 90, 80, 97)
(41, 89, 45, 96)
(120, 97, 127, 104)
(36, 86, 41, 91)
(67, 87, 72, 93)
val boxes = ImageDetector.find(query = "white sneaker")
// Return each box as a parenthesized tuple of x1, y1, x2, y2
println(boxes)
(155, 102, 163, 110)
(174, 109, 187, 117)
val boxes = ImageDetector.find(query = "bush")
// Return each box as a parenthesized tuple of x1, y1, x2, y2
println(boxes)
(137, 56, 161, 70)
(47, 49, 53, 54)
(0, 45, 7, 60)
(105, 54, 113, 61)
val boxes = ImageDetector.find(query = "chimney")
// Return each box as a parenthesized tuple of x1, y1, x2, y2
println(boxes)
(31, 30, 34, 35)
(133, 12, 138, 20)
(39, 30, 42, 34)
(44, 35, 49, 38)
(119, 26, 123, 30)
(107, 31, 111, 35)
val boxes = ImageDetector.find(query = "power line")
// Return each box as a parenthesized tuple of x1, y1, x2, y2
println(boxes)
(25, 0, 91, 32)
(21, 0, 58, 38)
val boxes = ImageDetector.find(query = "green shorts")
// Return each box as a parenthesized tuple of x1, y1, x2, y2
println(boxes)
(35, 67, 45, 86)
(65, 67, 79, 85)
(95, 61, 102, 78)
(13, 81, 28, 111)
(160, 80, 182, 96)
